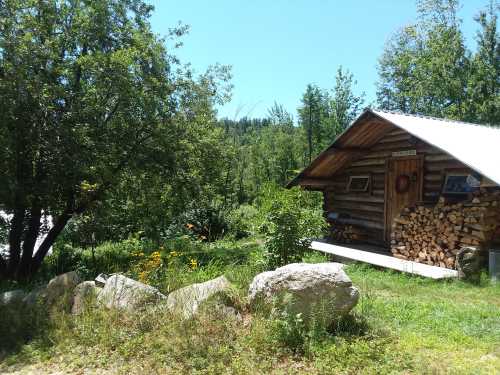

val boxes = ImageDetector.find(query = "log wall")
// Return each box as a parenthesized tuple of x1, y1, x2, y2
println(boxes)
(324, 127, 476, 246)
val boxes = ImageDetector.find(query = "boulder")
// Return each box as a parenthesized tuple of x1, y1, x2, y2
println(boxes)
(456, 246, 487, 283)
(71, 281, 101, 314)
(22, 286, 46, 306)
(98, 274, 166, 311)
(166, 275, 232, 319)
(0, 289, 26, 306)
(42, 271, 82, 306)
(248, 263, 359, 323)
(95, 273, 108, 287)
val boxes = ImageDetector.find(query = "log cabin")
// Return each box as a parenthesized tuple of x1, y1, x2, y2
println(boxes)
(287, 109, 500, 271)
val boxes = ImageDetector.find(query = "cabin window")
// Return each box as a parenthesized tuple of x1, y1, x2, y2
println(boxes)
(347, 175, 370, 192)
(442, 173, 480, 194)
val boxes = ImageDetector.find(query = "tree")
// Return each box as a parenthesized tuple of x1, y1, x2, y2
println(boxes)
(376, 0, 499, 124)
(467, 1, 500, 124)
(0, 0, 230, 280)
(377, 0, 469, 118)
(298, 84, 328, 163)
(324, 67, 365, 146)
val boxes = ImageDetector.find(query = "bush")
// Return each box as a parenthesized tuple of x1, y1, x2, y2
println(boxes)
(227, 204, 259, 239)
(257, 185, 326, 268)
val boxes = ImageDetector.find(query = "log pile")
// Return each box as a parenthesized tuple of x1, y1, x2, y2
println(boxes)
(391, 191, 500, 269)
(329, 223, 358, 243)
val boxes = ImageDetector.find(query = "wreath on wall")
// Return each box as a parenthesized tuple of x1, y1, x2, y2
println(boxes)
(395, 174, 410, 194)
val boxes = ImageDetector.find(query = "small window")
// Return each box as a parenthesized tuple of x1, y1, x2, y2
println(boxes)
(347, 175, 370, 192)
(442, 173, 479, 194)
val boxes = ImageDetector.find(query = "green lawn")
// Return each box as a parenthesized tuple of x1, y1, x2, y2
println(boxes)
(1, 244, 499, 374)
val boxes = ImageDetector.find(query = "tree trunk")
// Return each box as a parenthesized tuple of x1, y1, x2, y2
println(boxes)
(15, 207, 42, 279)
(29, 210, 73, 277)
(6, 208, 25, 277)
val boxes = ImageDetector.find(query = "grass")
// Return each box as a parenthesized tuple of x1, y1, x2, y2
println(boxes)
(1, 241, 499, 374)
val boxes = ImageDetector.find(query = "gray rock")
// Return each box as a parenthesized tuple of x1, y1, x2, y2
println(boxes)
(0, 289, 26, 306)
(166, 275, 232, 319)
(98, 274, 166, 311)
(71, 281, 100, 314)
(456, 246, 486, 283)
(22, 286, 45, 306)
(95, 273, 109, 287)
(20, 271, 81, 308)
(248, 262, 359, 324)
(42, 271, 82, 306)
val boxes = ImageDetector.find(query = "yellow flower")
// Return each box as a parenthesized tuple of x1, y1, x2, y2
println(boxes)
(189, 258, 198, 270)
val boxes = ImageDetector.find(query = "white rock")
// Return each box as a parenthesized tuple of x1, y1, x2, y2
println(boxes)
(248, 263, 359, 323)
(166, 275, 232, 319)
(0, 289, 26, 306)
(98, 274, 166, 311)
(95, 273, 108, 287)
(71, 281, 100, 314)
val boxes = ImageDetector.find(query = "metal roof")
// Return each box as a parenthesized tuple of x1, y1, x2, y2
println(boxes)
(371, 110, 500, 185)
(288, 109, 500, 187)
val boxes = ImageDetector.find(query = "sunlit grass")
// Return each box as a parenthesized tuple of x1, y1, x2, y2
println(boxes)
(1, 244, 499, 374)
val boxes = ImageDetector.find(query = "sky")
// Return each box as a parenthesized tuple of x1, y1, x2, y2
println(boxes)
(149, 1, 492, 120)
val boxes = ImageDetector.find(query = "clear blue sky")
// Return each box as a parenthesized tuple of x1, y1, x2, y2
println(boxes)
(149, 1, 490, 120)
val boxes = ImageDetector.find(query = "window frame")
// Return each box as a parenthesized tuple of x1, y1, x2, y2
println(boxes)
(347, 175, 371, 192)
(441, 172, 478, 195)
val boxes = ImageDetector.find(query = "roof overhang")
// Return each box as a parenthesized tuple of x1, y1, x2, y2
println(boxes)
(287, 109, 500, 189)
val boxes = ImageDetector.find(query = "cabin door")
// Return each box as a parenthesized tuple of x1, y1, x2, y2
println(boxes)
(385, 156, 423, 242)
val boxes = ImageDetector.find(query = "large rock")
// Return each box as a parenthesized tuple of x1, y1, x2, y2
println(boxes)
(71, 281, 101, 314)
(42, 271, 82, 306)
(456, 246, 486, 283)
(166, 275, 232, 319)
(248, 263, 359, 323)
(0, 289, 26, 306)
(98, 274, 166, 311)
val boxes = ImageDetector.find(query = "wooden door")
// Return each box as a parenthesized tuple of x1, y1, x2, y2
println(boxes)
(385, 156, 423, 242)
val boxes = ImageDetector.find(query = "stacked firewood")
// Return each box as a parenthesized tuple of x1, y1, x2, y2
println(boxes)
(330, 223, 354, 243)
(329, 223, 369, 243)
(391, 191, 500, 269)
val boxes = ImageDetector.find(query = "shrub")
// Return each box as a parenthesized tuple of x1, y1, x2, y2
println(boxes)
(257, 185, 326, 268)
(227, 204, 259, 239)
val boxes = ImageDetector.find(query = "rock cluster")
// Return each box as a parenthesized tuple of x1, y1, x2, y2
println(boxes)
(1, 262, 360, 324)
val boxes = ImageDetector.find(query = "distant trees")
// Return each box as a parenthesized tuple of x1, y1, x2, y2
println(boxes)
(298, 67, 364, 161)
(377, 0, 499, 124)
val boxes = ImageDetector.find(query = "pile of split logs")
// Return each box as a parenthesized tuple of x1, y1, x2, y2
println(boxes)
(391, 191, 500, 269)
(330, 224, 361, 243)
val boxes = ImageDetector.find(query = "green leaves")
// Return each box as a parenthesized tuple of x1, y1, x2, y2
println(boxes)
(258, 185, 326, 269)
(377, 0, 499, 124)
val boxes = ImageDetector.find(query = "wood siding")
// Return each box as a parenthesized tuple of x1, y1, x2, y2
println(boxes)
(323, 127, 474, 246)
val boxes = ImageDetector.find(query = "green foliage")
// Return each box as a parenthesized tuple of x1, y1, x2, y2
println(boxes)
(298, 68, 365, 162)
(0, 0, 232, 279)
(257, 185, 326, 268)
(377, 0, 499, 124)
(226, 204, 259, 239)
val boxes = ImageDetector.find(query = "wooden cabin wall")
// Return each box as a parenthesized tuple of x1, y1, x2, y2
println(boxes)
(323, 127, 475, 246)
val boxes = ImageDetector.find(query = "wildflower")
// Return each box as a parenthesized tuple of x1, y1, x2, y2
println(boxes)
(189, 258, 198, 270)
